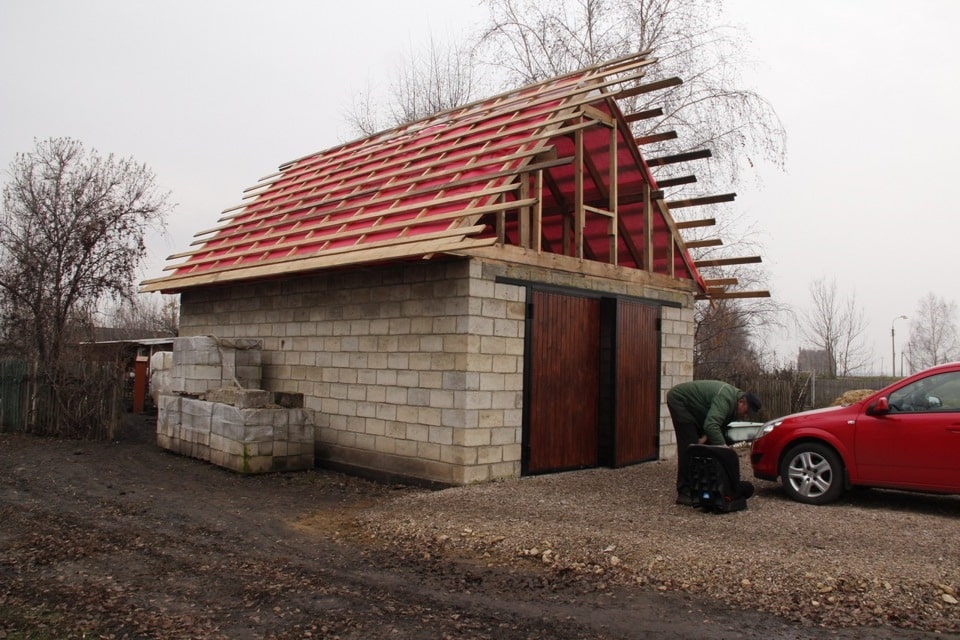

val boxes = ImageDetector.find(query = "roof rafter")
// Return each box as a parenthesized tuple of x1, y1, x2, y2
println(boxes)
(141, 49, 759, 298)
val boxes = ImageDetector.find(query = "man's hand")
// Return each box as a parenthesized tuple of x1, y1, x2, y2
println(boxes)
(697, 435, 708, 444)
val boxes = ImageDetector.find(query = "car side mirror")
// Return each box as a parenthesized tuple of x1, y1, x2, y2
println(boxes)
(869, 397, 890, 415)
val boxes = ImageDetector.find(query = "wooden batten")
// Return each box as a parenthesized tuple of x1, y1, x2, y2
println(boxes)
(274, 52, 657, 177)
(142, 230, 497, 293)
(666, 193, 736, 209)
(635, 130, 678, 146)
(614, 76, 683, 101)
(647, 149, 712, 167)
(190, 181, 522, 249)
(168, 197, 535, 268)
(248, 153, 574, 234)
(581, 104, 617, 126)
(703, 277, 739, 287)
(684, 238, 722, 249)
(696, 290, 771, 300)
(675, 218, 716, 230)
(215, 80, 635, 227)
(656, 175, 697, 189)
(206, 143, 549, 230)
(694, 256, 763, 268)
(623, 107, 663, 123)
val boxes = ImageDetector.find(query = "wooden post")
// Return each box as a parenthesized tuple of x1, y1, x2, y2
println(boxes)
(574, 127, 584, 259)
(608, 122, 618, 265)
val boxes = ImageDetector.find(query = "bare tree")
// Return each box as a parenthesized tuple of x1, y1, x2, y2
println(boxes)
(343, 82, 386, 139)
(345, 0, 785, 192)
(0, 137, 171, 434)
(906, 293, 960, 371)
(344, 36, 481, 135)
(390, 35, 479, 125)
(685, 202, 787, 376)
(799, 278, 870, 378)
(476, 0, 786, 190)
(694, 299, 761, 383)
(103, 293, 179, 338)
(343, 0, 785, 379)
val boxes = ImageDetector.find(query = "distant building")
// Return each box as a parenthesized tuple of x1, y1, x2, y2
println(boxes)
(798, 349, 834, 377)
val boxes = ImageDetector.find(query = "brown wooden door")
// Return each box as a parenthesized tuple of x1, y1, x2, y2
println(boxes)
(526, 290, 600, 473)
(613, 300, 660, 465)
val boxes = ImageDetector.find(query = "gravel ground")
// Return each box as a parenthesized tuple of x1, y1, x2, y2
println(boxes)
(357, 446, 960, 634)
(3, 424, 958, 638)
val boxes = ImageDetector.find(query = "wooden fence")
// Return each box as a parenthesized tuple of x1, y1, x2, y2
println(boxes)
(736, 373, 900, 422)
(0, 358, 125, 439)
(0, 359, 28, 430)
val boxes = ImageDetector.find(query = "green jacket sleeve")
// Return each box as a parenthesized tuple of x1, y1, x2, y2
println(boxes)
(702, 384, 739, 445)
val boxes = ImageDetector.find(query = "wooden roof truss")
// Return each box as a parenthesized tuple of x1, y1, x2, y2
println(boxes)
(141, 51, 765, 300)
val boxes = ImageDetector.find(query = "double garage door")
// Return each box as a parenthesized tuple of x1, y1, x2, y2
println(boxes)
(524, 289, 661, 474)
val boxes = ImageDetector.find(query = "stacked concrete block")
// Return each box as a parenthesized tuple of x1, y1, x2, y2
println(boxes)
(156, 394, 182, 452)
(208, 403, 315, 473)
(157, 395, 215, 461)
(204, 387, 272, 409)
(178, 397, 214, 459)
(156, 389, 314, 474)
(149, 351, 173, 406)
(157, 333, 313, 474)
(170, 336, 262, 395)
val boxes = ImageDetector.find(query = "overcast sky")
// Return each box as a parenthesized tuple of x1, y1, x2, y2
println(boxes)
(2, 0, 958, 374)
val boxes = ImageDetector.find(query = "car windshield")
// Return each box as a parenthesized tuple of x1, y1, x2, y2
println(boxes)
(887, 371, 960, 412)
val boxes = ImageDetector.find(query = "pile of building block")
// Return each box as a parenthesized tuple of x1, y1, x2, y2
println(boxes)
(155, 336, 314, 474)
(170, 335, 262, 394)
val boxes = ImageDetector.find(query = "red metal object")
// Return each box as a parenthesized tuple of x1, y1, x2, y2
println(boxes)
(132, 355, 149, 414)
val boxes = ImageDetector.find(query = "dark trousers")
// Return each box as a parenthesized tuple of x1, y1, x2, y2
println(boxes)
(667, 393, 701, 496)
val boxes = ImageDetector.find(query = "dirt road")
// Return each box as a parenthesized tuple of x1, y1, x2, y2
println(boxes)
(0, 418, 953, 639)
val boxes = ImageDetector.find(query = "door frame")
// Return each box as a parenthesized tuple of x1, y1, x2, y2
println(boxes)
(498, 277, 677, 475)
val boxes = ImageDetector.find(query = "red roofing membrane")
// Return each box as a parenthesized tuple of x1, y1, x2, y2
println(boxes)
(149, 58, 703, 292)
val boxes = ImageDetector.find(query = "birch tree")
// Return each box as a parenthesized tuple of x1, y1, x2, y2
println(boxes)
(476, 0, 785, 190)
(799, 278, 870, 377)
(907, 293, 960, 370)
(347, 0, 785, 191)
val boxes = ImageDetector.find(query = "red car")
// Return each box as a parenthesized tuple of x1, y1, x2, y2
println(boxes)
(750, 362, 960, 504)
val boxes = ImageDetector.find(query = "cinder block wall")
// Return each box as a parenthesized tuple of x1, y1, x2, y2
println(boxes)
(179, 258, 525, 485)
(178, 256, 696, 485)
(658, 305, 697, 461)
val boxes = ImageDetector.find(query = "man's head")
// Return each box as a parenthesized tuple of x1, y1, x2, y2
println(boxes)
(737, 392, 762, 419)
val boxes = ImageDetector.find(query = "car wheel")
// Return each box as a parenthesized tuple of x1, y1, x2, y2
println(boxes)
(779, 443, 844, 505)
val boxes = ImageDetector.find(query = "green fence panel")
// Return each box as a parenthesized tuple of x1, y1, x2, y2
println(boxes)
(0, 359, 28, 432)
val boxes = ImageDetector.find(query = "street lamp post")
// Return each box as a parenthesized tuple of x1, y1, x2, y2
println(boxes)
(891, 315, 907, 377)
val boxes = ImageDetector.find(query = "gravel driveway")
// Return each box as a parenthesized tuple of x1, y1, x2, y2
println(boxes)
(360, 445, 960, 635)
(1, 423, 958, 639)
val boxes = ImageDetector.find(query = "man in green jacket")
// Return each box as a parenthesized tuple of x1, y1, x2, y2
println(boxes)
(667, 380, 761, 505)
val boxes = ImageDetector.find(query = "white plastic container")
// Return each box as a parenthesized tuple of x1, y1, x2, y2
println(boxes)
(725, 421, 764, 443)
